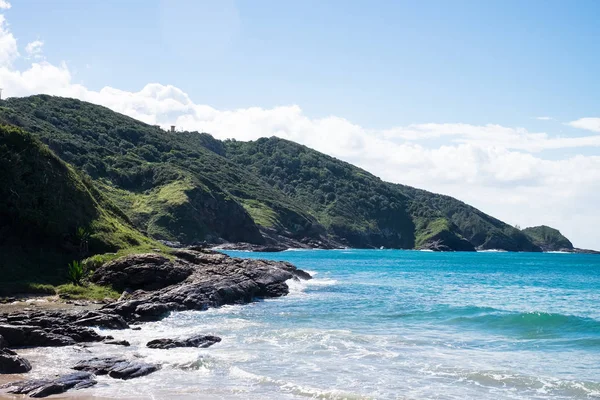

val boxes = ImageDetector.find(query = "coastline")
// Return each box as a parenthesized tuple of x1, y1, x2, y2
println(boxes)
(0, 249, 312, 398)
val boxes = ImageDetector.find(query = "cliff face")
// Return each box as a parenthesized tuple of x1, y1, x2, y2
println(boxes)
(522, 226, 574, 251)
(0, 95, 573, 252)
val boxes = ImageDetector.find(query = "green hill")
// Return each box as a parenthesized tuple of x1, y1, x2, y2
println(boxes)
(0, 95, 321, 247)
(0, 94, 566, 253)
(0, 124, 160, 282)
(522, 226, 573, 251)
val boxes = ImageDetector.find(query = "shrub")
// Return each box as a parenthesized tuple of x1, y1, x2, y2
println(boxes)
(67, 260, 84, 285)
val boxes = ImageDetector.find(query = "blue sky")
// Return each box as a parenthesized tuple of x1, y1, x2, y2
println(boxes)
(2, 0, 600, 248)
(10, 0, 600, 129)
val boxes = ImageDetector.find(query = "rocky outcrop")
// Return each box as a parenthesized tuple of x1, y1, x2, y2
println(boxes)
(98, 249, 311, 322)
(0, 349, 31, 374)
(0, 313, 114, 348)
(147, 334, 221, 349)
(0, 250, 310, 396)
(90, 253, 194, 291)
(0, 372, 96, 398)
(73, 357, 160, 380)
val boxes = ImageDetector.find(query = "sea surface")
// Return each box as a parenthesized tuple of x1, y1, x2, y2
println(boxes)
(12, 250, 600, 399)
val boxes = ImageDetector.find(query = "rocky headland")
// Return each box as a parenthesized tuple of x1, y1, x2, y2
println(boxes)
(0, 249, 311, 398)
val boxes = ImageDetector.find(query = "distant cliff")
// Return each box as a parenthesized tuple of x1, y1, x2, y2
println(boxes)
(522, 226, 573, 251)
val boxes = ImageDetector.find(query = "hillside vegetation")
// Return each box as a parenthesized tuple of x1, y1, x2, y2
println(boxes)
(522, 226, 573, 251)
(0, 124, 160, 282)
(0, 95, 570, 254)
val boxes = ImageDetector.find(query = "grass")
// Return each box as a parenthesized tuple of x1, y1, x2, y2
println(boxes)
(240, 199, 280, 228)
(414, 217, 452, 247)
(0, 281, 120, 301)
(55, 283, 120, 300)
(83, 247, 174, 271)
(0, 282, 57, 297)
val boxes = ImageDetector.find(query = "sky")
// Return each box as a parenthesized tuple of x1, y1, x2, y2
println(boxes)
(1, 0, 600, 249)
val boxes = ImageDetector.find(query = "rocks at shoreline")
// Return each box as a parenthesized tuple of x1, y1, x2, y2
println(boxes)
(147, 334, 221, 349)
(0, 249, 310, 396)
(90, 253, 194, 291)
(0, 372, 97, 398)
(211, 242, 289, 252)
(73, 357, 160, 380)
(102, 338, 130, 346)
(0, 314, 111, 348)
(98, 249, 311, 323)
(0, 348, 32, 374)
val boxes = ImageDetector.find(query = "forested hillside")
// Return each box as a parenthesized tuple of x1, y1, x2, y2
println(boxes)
(0, 125, 160, 281)
(0, 95, 563, 253)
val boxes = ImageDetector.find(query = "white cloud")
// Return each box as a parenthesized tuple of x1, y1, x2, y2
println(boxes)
(568, 118, 600, 133)
(0, 15, 17, 66)
(0, 1, 10, 10)
(536, 116, 553, 120)
(1, 7, 600, 249)
(25, 40, 43, 59)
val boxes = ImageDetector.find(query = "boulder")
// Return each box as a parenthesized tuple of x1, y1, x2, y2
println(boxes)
(147, 334, 221, 349)
(0, 371, 96, 398)
(0, 349, 32, 374)
(72, 357, 160, 380)
(0, 324, 76, 347)
(73, 311, 129, 330)
(90, 253, 193, 291)
(103, 339, 130, 347)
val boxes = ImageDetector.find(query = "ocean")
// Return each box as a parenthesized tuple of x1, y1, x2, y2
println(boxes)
(12, 250, 600, 399)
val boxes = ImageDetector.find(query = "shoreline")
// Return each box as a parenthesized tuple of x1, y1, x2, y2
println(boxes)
(214, 242, 600, 254)
(0, 249, 312, 398)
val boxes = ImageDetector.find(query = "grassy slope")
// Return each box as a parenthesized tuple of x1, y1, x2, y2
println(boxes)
(0, 95, 318, 245)
(522, 225, 573, 251)
(0, 124, 163, 284)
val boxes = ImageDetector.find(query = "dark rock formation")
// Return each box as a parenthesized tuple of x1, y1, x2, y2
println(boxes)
(98, 249, 312, 322)
(0, 348, 32, 374)
(0, 309, 133, 348)
(73, 357, 160, 380)
(147, 334, 221, 349)
(90, 253, 194, 291)
(212, 242, 289, 252)
(73, 311, 129, 329)
(103, 339, 130, 346)
(0, 324, 77, 347)
(0, 372, 96, 398)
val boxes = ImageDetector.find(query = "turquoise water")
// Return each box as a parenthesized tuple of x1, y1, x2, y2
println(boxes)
(18, 250, 600, 399)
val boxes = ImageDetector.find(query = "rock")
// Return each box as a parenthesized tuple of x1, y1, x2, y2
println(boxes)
(0, 372, 96, 398)
(0, 349, 32, 374)
(74, 311, 129, 329)
(147, 334, 221, 349)
(131, 326, 142, 331)
(100, 250, 312, 323)
(90, 253, 193, 291)
(0, 334, 6, 349)
(0, 324, 76, 347)
(0, 309, 135, 349)
(72, 357, 160, 380)
(210, 242, 288, 252)
(103, 339, 130, 347)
